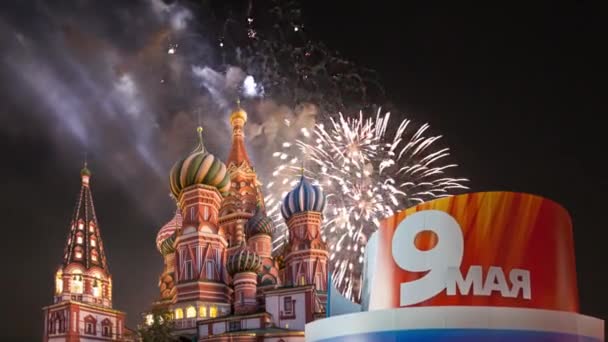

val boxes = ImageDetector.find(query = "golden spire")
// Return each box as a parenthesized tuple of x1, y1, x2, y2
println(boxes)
(227, 98, 252, 166)
(191, 125, 206, 153)
(230, 98, 247, 125)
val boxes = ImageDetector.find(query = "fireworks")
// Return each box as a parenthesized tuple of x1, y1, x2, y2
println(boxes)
(265, 109, 469, 302)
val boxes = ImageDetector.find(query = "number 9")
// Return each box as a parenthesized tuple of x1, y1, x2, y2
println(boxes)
(392, 210, 464, 306)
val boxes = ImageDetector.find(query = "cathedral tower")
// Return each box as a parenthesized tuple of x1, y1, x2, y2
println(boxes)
(246, 205, 280, 286)
(226, 248, 262, 314)
(167, 127, 232, 332)
(42, 164, 126, 341)
(281, 172, 329, 307)
(219, 100, 266, 249)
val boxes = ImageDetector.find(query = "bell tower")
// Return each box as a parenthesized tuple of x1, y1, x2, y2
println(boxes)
(42, 164, 126, 342)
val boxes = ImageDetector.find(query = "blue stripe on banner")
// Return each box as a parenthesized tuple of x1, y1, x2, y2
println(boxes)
(326, 271, 331, 318)
(317, 329, 602, 342)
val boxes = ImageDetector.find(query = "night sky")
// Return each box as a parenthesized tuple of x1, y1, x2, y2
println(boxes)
(1, 1, 605, 340)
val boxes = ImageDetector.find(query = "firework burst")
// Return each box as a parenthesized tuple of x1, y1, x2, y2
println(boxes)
(265, 109, 469, 302)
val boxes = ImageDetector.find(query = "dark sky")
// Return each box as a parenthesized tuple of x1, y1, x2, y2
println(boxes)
(1, 1, 606, 340)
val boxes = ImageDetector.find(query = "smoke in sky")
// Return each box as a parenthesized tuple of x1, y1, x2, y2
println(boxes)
(0, 0, 315, 222)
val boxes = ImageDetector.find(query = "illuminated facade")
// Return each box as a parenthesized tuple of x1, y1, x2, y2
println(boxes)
(153, 102, 328, 341)
(42, 166, 126, 341)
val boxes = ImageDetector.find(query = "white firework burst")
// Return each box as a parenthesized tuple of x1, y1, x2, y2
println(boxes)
(266, 109, 469, 302)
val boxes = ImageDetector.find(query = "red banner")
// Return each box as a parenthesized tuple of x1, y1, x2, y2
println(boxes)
(366, 192, 579, 312)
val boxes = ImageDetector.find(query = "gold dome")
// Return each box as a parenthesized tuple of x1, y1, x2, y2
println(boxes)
(230, 99, 247, 125)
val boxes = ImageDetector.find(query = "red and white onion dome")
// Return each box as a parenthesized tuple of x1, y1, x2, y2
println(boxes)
(156, 209, 182, 255)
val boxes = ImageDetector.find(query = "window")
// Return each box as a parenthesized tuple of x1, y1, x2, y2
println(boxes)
(50, 312, 65, 334)
(91, 250, 99, 263)
(78, 221, 84, 230)
(76, 236, 83, 244)
(184, 261, 193, 280)
(283, 297, 293, 314)
(74, 246, 83, 259)
(186, 306, 196, 318)
(84, 315, 96, 335)
(299, 274, 306, 285)
(101, 319, 112, 337)
(199, 306, 207, 318)
(70, 273, 83, 294)
(89, 224, 95, 233)
(174, 308, 183, 319)
(92, 279, 101, 297)
(206, 260, 214, 280)
(209, 306, 217, 318)
(315, 273, 323, 290)
(90, 238, 96, 247)
(55, 271, 63, 294)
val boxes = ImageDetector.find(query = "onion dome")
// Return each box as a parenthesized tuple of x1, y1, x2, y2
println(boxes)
(245, 206, 275, 237)
(226, 247, 262, 276)
(230, 98, 248, 125)
(169, 127, 231, 198)
(80, 164, 91, 177)
(281, 174, 326, 220)
(156, 210, 182, 255)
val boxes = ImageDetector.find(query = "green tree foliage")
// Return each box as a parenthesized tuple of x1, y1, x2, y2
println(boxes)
(137, 308, 177, 342)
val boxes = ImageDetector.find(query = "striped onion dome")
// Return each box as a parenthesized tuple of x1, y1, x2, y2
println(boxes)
(245, 206, 275, 237)
(156, 209, 182, 255)
(226, 247, 262, 276)
(169, 127, 230, 198)
(281, 174, 326, 221)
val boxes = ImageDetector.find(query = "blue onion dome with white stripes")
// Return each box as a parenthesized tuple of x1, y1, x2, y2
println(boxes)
(246, 205, 275, 237)
(280, 174, 326, 221)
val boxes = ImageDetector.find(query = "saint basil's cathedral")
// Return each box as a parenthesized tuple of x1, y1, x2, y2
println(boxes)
(43, 102, 329, 341)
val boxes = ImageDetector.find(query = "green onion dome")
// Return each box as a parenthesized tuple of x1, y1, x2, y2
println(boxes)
(169, 127, 231, 198)
(226, 247, 262, 276)
(80, 165, 91, 177)
(245, 206, 275, 237)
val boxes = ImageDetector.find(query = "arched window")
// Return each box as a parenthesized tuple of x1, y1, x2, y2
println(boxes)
(199, 306, 207, 318)
(101, 319, 112, 337)
(91, 249, 99, 262)
(299, 274, 306, 286)
(90, 237, 97, 247)
(89, 222, 95, 233)
(70, 271, 83, 294)
(76, 232, 84, 245)
(78, 220, 84, 230)
(55, 270, 63, 294)
(174, 308, 183, 319)
(92, 278, 101, 297)
(186, 306, 196, 318)
(84, 315, 96, 335)
(74, 246, 83, 259)
(209, 306, 217, 318)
